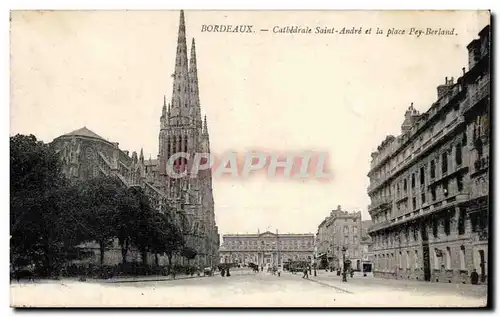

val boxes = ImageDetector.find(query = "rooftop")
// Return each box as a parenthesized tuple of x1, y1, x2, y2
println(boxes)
(60, 126, 108, 142)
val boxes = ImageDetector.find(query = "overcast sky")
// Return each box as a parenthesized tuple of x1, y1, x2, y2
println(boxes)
(10, 10, 489, 235)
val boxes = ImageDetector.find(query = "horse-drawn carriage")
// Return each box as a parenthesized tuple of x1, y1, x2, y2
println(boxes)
(203, 267, 214, 276)
(248, 263, 259, 272)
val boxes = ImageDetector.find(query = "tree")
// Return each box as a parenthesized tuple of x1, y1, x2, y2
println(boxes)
(126, 187, 157, 265)
(150, 213, 184, 272)
(10, 134, 88, 275)
(181, 246, 197, 264)
(114, 187, 141, 265)
(78, 176, 126, 265)
(128, 193, 185, 270)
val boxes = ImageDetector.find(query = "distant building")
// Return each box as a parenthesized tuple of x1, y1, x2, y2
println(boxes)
(219, 231, 314, 268)
(367, 25, 490, 284)
(314, 205, 364, 271)
(361, 220, 372, 239)
(360, 220, 374, 272)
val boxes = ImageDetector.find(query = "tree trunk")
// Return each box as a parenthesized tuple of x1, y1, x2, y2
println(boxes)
(155, 253, 159, 266)
(141, 249, 148, 266)
(120, 238, 128, 265)
(43, 248, 53, 277)
(99, 241, 105, 266)
(167, 253, 173, 275)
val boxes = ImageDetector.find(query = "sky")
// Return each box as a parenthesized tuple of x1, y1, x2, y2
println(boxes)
(10, 10, 490, 235)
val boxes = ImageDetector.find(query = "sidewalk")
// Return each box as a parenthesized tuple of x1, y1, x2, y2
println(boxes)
(100, 273, 217, 284)
(9, 273, 219, 285)
(297, 271, 488, 298)
(91, 267, 254, 283)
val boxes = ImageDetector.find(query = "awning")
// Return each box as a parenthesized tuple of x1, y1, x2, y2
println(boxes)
(315, 253, 327, 259)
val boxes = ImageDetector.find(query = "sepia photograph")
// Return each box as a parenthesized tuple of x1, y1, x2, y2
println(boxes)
(9, 9, 490, 308)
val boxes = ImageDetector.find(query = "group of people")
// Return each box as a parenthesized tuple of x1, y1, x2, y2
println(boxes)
(249, 264, 283, 276)
(220, 266, 231, 277)
(268, 265, 282, 277)
(330, 267, 355, 278)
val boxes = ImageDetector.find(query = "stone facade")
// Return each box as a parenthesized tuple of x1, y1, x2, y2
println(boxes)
(219, 231, 314, 268)
(360, 220, 374, 271)
(51, 11, 220, 267)
(315, 206, 366, 271)
(367, 25, 490, 284)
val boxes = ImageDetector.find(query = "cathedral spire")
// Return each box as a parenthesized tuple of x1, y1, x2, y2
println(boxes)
(203, 115, 208, 135)
(170, 10, 190, 118)
(190, 38, 197, 66)
(139, 148, 144, 162)
(162, 95, 167, 117)
(189, 37, 202, 125)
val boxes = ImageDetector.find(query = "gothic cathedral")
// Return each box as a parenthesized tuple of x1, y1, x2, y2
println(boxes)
(52, 11, 219, 267)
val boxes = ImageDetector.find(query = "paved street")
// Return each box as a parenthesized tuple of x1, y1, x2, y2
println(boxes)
(308, 270, 487, 299)
(10, 269, 487, 307)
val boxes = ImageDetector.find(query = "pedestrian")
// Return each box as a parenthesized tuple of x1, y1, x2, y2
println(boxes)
(302, 267, 309, 279)
(470, 269, 479, 285)
(278, 266, 282, 277)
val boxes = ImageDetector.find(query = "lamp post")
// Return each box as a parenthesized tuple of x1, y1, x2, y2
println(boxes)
(342, 246, 347, 282)
(313, 246, 317, 276)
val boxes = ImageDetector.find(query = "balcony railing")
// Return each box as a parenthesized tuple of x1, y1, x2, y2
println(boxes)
(368, 117, 463, 194)
(464, 75, 490, 112)
(368, 220, 390, 233)
(474, 156, 489, 172)
(472, 229, 488, 243)
(368, 195, 392, 211)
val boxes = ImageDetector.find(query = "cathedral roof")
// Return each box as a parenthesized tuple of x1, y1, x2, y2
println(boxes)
(62, 126, 107, 141)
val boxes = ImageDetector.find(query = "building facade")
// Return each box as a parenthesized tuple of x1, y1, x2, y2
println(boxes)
(315, 206, 365, 271)
(51, 11, 220, 267)
(360, 220, 374, 272)
(367, 26, 490, 284)
(219, 231, 314, 268)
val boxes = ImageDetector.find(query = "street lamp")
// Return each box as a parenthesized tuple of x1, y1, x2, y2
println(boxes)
(341, 246, 347, 282)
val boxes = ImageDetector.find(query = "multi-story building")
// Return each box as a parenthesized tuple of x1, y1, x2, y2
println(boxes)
(314, 206, 364, 271)
(218, 231, 314, 268)
(360, 220, 374, 272)
(315, 217, 330, 268)
(367, 25, 490, 284)
(51, 11, 220, 267)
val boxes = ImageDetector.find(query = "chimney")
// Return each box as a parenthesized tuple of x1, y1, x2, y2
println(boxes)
(437, 76, 453, 99)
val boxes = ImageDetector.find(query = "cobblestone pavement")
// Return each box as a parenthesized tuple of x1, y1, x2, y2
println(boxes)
(10, 269, 487, 307)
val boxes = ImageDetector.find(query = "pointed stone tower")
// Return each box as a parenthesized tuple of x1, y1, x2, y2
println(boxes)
(189, 38, 203, 129)
(170, 10, 191, 121)
(156, 10, 219, 267)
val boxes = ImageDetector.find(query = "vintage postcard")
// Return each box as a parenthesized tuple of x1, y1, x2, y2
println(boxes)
(9, 10, 490, 307)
